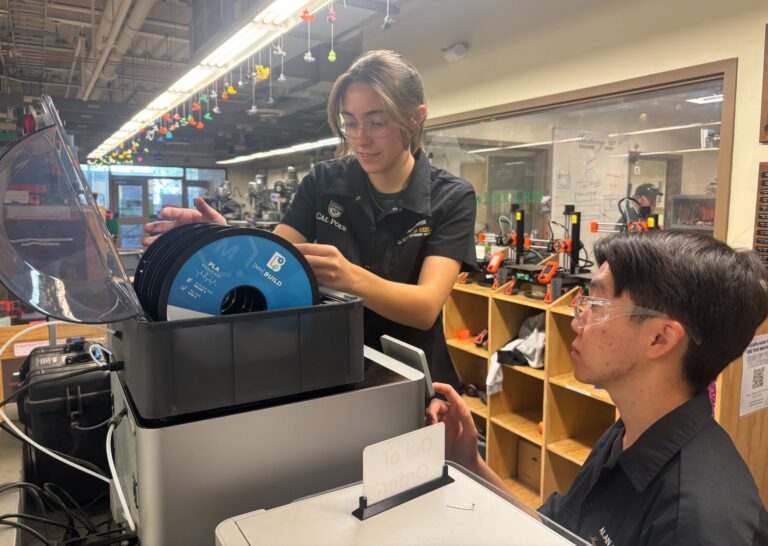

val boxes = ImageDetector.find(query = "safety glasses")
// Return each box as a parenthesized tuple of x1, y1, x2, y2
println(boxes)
(572, 295, 701, 345)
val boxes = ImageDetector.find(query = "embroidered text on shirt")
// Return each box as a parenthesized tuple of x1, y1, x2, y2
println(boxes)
(397, 219, 431, 244)
(316, 211, 349, 232)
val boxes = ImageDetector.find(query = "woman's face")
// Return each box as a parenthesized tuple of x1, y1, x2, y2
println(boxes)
(340, 82, 411, 179)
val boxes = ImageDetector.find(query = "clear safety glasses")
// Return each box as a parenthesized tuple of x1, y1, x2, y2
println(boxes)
(339, 117, 393, 139)
(572, 296, 701, 345)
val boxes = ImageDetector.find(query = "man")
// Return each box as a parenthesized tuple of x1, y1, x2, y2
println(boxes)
(621, 183, 663, 224)
(428, 230, 768, 545)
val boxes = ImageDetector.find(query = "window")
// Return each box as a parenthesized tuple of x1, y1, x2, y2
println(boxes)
(425, 76, 727, 259)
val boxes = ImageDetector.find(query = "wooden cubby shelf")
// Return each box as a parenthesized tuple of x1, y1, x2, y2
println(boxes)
(504, 363, 545, 381)
(547, 436, 599, 466)
(462, 393, 488, 419)
(491, 408, 543, 446)
(446, 338, 489, 358)
(549, 372, 614, 406)
(446, 279, 768, 505)
(502, 478, 541, 509)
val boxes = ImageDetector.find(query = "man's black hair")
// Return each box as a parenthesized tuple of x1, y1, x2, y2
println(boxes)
(593, 230, 768, 393)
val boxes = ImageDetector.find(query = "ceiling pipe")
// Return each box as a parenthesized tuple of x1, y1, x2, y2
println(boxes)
(64, 33, 84, 98)
(83, 0, 117, 92)
(90, 0, 158, 101)
(80, 0, 133, 101)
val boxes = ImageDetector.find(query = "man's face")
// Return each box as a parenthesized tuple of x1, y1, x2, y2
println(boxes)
(637, 195, 656, 209)
(570, 263, 646, 387)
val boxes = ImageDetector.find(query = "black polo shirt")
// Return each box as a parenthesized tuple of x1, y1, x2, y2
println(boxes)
(538, 391, 768, 545)
(281, 150, 477, 387)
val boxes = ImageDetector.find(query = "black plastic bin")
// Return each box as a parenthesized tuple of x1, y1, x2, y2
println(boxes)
(110, 289, 364, 423)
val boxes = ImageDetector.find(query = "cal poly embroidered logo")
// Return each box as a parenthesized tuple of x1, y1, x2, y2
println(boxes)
(328, 200, 344, 218)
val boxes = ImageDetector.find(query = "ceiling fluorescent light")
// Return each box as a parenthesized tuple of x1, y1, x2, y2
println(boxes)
(608, 121, 720, 137)
(468, 137, 583, 154)
(217, 137, 338, 165)
(686, 94, 723, 105)
(88, 0, 327, 160)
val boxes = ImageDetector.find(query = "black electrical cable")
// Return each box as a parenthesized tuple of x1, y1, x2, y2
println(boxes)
(0, 519, 53, 545)
(549, 220, 567, 243)
(44, 482, 97, 533)
(0, 422, 110, 478)
(0, 513, 80, 535)
(72, 416, 112, 432)
(617, 196, 641, 224)
(0, 481, 49, 534)
(579, 246, 595, 268)
(43, 483, 97, 534)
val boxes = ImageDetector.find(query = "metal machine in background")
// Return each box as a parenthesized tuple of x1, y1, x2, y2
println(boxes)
(204, 179, 245, 222)
(247, 166, 298, 224)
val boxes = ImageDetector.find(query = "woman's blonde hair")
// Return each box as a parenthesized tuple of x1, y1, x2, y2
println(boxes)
(327, 50, 426, 157)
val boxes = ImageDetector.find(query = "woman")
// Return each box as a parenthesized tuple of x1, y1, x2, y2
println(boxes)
(143, 50, 477, 386)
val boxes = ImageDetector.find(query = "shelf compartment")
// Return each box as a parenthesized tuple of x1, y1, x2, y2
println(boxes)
(547, 435, 599, 466)
(546, 382, 616, 461)
(549, 287, 579, 317)
(544, 310, 577, 378)
(448, 347, 487, 392)
(549, 372, 614, 406)
(491, 408, 542, 446)
(543, 450, 582, 499)
(462, 393, 488, 419)
(487, 423, 542, 507)
(452, 282, 495, 297)
(502, 477, 542, 509)
(444, 288, 489, 343)
(492, 291, 550, 310)
(503, 363, 545, 381)
(489, 296, 547, 355)
(446, 338, 489, 358)
(489, 368, 543, 444)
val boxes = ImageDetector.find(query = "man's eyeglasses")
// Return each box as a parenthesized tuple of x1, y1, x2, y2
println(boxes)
(573, 295, 663, 328)
(339, 117, 392, 138)
(573, 295, 701, 345)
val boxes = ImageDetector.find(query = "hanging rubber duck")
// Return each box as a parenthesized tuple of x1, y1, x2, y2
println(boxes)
(163, 112, 171, 122)
(255, 65, 270, 80)
(328, 2, 337, 62)
(191, 102, 200, 112)
(301, 8, 316, 62)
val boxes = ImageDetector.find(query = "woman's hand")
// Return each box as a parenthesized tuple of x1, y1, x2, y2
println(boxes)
(426, 383, 480, 471)
(141, 197, 226, 247)
(294, 243, 362, 291)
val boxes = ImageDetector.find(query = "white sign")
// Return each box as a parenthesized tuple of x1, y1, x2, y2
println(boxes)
(740, 333, 768, 416)
(361, 423, 444, 506)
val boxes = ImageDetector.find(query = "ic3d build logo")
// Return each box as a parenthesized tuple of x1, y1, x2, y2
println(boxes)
(267, 251, 286, 272)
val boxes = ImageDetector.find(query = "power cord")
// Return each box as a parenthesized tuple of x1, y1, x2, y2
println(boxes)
(0, 408, 110, 484)
(105, 409, 134, 532)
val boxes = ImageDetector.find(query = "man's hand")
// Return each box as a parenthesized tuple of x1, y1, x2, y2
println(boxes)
(141, 197, 226, 247)
(294, 243, 362, 291)
(426, 383, 480, 471)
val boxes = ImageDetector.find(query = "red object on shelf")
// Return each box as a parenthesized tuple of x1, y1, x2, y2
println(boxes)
(22, 113, 36, 135)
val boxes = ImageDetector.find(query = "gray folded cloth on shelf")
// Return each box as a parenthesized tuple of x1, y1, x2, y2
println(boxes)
(486, 313, 546, 395)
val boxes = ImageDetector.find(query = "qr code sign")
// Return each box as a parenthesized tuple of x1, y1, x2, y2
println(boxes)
(753, 367, 765, 390)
